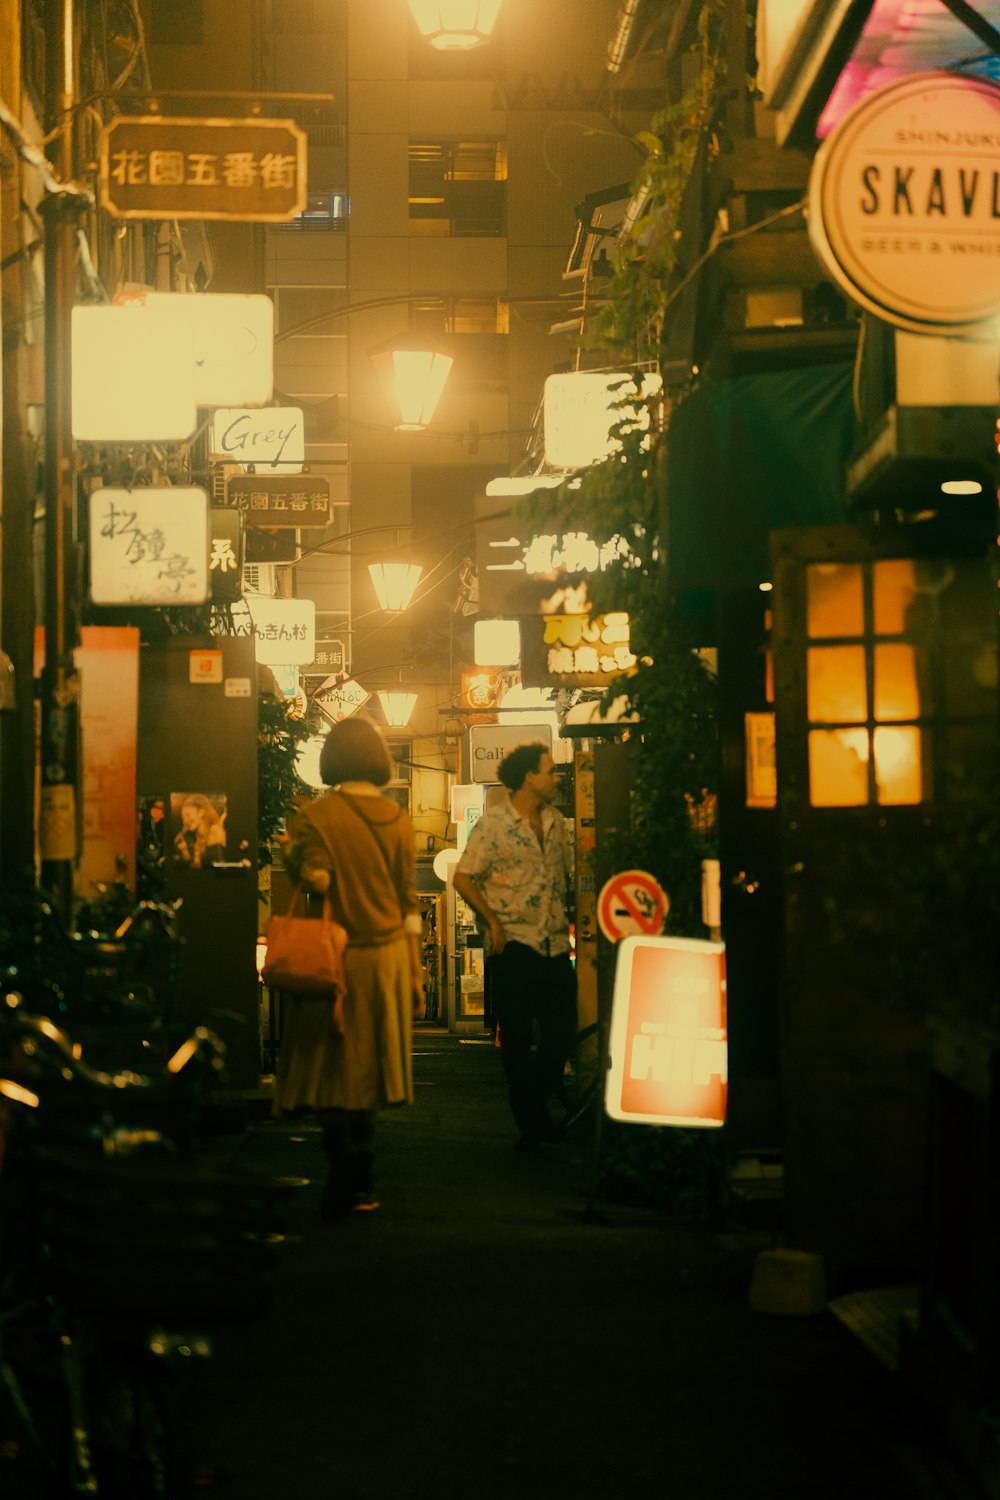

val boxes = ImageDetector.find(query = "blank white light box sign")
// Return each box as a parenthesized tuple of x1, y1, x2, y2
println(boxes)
(542, 370, 662, 470)
(72, 305, 197, 441)
(147, 293, 274, 407)
(89, 488, 210, 605)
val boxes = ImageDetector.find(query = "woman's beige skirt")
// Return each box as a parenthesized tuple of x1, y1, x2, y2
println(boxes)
(272, 935, 413, 1114)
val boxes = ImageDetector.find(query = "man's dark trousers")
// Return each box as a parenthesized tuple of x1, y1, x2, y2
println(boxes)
(489, 941, 577, 1140)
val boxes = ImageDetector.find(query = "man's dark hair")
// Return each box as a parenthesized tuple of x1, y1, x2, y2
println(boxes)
(497, 741, 548, 792)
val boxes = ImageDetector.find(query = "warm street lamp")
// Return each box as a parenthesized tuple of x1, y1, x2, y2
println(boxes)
(407, 0, 502, 50)
(377, 690, 418, 727)
(368, 561, 423, 612)
(368, 335, 454, 431)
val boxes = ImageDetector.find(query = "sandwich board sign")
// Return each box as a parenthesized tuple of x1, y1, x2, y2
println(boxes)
(605, 935, 727, 1128)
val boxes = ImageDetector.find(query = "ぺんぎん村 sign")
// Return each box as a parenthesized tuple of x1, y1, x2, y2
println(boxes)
(808, 72, 1000, 333)
(99, 116, 306, 222)
(606, 936, 727, 1129)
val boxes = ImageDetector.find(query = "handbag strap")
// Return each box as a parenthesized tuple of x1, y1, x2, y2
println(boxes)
(336, 791, 403, 920)
(284, 882, 334, 924)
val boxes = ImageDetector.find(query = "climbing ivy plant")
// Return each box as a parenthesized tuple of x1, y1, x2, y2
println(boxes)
(257, 691, 317, 867)
(520, 2, 731, 935)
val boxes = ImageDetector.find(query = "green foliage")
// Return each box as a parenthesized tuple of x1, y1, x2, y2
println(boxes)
(256, 692, 316, 866)
(522, 404, 718, 934)
(588, 0, 729, 361)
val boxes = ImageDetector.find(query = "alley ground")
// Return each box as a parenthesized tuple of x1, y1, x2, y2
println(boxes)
(195, 1028, 981, 1500)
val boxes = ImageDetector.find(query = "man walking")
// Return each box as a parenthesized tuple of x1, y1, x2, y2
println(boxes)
(453, 741, 576, 1150)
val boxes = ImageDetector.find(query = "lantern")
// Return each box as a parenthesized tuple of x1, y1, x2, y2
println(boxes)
(407, 0, 502, 51)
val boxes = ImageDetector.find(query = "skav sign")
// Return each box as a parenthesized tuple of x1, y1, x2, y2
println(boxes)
(808, 72, 1000, 332)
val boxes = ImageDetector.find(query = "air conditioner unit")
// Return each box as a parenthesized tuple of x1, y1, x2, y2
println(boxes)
(242, 563, 276, 596)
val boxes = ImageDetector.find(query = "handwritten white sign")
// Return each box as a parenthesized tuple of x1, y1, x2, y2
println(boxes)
(211, 406, 304, 471)
(89, 487, 210, 605)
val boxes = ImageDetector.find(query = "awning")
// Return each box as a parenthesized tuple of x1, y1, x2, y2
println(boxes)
(664, 362, 861, 593)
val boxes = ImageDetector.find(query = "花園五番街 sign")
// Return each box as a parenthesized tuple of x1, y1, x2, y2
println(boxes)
(606, 935, 727, 1129)
(99, 116, 307, 223)
(223, 474, 331, 528)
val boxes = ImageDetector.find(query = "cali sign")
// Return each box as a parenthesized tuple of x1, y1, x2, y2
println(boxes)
(808, 72, 1000, 333)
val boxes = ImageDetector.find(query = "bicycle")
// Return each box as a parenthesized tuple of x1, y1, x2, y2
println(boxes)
(0, 1000, 302, 1497)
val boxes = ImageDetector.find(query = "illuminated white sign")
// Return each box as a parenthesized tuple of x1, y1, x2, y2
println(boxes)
(244, 597, 315, 664)
(468, 722, 553, 783)
(72, 305, 197, 441)
(211, 407, 305, 471)
(543, 370, 662, 470)
(88, 487, 210, 605)
(146, 293, 274, 406)
(808, 72, 1000, 333)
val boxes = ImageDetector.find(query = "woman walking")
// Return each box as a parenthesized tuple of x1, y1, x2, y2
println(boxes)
(275, 717, 425, 1222)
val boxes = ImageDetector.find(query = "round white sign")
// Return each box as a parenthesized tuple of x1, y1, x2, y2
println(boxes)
(808, 72, 1000, 333)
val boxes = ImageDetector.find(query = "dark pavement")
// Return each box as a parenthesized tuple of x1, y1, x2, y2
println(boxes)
(198, 1028, 979, 1500)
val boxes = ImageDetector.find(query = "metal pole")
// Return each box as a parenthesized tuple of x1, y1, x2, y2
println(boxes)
(39, 0, 82, 914)
(0, 0, 39, 886)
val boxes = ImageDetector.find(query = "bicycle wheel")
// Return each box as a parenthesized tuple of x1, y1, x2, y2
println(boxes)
(86, 1353, 193, 1500)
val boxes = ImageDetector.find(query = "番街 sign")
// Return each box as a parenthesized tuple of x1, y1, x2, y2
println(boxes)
(808, 72, 1000, 333)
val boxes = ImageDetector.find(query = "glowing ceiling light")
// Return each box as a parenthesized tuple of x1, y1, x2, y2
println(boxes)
(407, 0, 502, 50)
(377, 690, 418, 727)
(369, 337, 453, 431)
(368, 562, 423, 612)
(940, 479, 984, 495)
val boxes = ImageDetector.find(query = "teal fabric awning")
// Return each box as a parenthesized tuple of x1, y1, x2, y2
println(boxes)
(664, 363, 861, 592)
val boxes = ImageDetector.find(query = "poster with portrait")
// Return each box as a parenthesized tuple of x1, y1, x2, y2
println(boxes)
(170, 791, 229, 869)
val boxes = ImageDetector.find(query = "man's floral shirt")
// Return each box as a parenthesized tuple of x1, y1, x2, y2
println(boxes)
(455, 798, 573, 957)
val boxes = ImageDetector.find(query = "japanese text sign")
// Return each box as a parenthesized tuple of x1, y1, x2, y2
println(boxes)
(209, 508, 244, 604)
(88, 487, 210, 606)
(242, 598, 315, 665)
(521, 612, 636, 688)
(224, 474, 331, 528)
(301, 639, 347, 676)
(606, 936, 727, 1129)
(99, 116, 307, 222)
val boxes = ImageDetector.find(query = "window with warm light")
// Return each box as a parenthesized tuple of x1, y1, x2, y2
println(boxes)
(805, 557, 998, 808)
(409, 141, 507, 237)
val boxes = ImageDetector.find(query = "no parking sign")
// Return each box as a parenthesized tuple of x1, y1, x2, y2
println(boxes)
(597, 869, 668, 942)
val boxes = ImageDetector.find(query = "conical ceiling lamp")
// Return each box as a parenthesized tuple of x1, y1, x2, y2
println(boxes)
(369, 333, 453, 431)
(368, 561, 423, 612)
(407, 0, 502, 50)
(378, 690, 418, 727)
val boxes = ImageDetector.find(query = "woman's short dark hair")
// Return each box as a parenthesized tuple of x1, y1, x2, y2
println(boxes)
(497, 741, 548, 792)
(319, 717, 394, 787)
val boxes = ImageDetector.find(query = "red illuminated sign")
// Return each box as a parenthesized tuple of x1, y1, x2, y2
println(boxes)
(605, 935, 727, 1128)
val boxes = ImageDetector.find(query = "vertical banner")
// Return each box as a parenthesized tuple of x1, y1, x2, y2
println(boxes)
(606, 935, 727, 1128)
(76, 627, 140, 890)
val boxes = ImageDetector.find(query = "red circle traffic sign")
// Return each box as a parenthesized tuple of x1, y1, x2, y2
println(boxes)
(597, 870, 669, 942)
